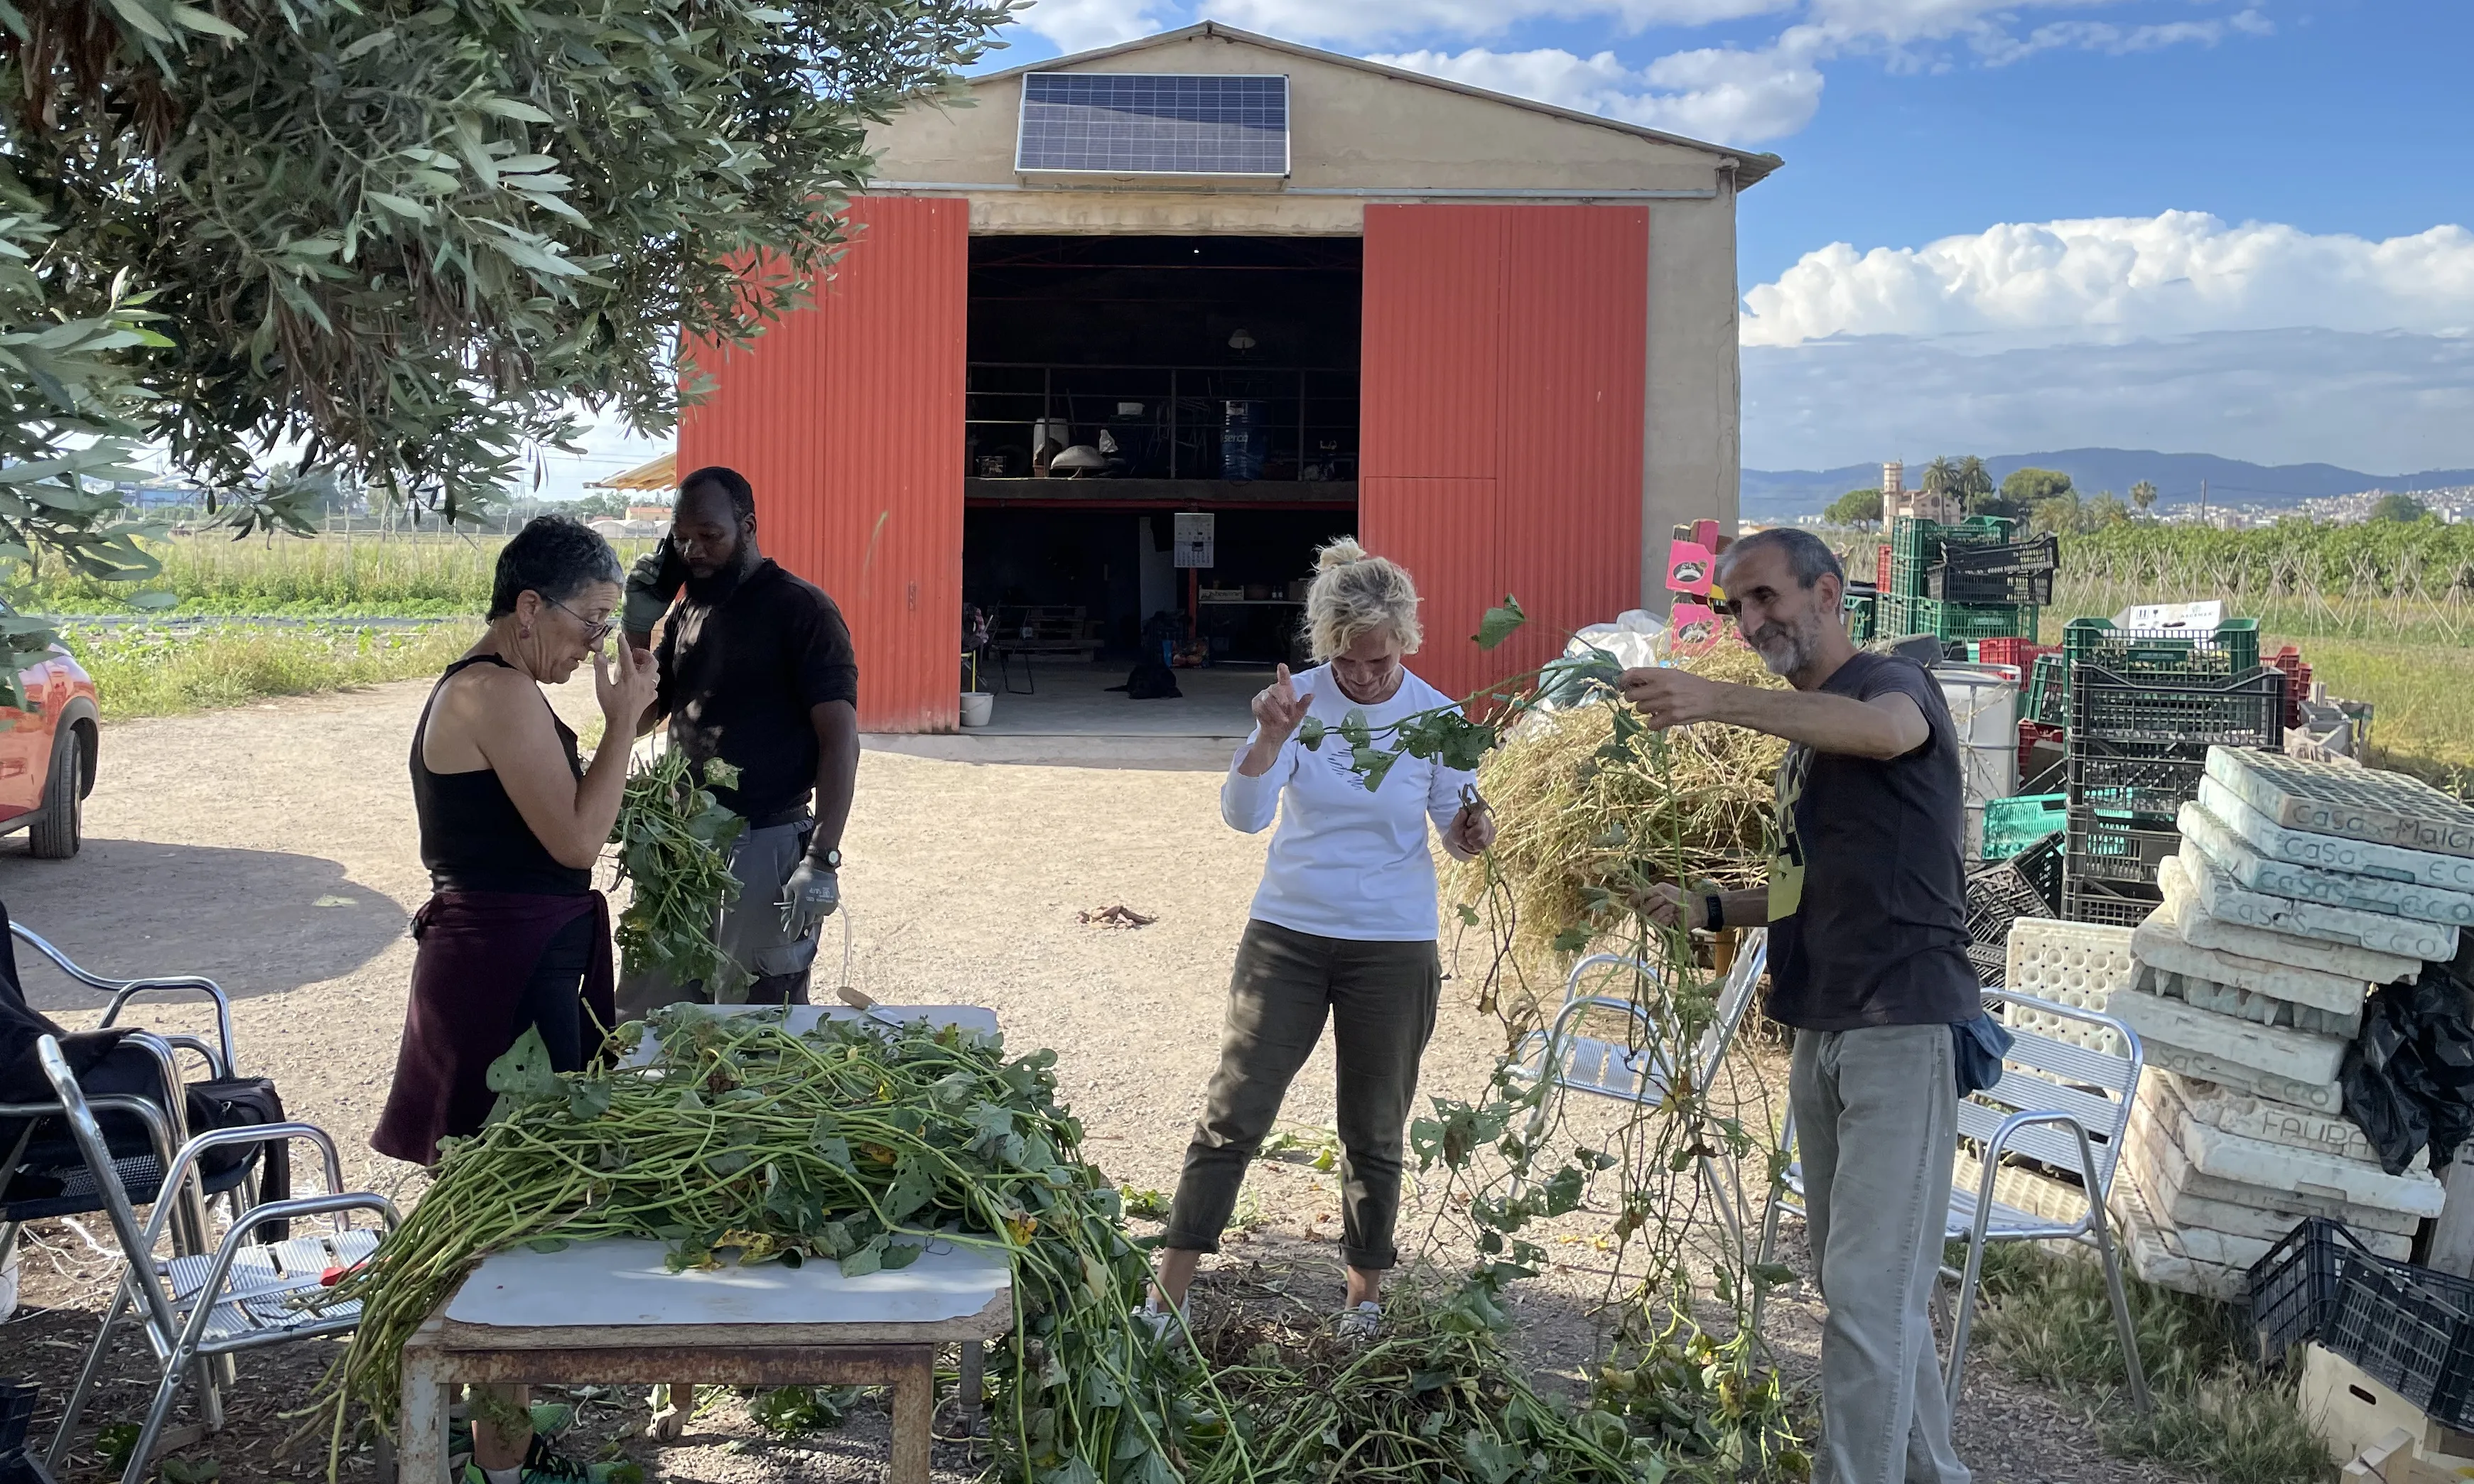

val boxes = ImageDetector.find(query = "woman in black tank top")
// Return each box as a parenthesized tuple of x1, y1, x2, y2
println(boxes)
(374, 517, 656, 1478)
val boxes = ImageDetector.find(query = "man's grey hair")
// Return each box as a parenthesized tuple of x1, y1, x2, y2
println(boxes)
(1714, 527, 1845, 591)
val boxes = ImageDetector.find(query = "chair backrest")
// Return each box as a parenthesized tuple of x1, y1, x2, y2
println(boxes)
(1554, 929, 1768, 1085)
(32, 1036, 189, 1342)
(1974, 988, 2144, 1199)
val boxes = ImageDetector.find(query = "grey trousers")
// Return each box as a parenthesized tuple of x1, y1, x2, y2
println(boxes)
(1792, 1025, 1973, 1484)
(615, 818, 823, 1019)
(1163, 919, 1441, 1271)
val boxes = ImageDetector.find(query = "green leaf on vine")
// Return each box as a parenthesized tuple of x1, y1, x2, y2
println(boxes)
(1298, 715, 1326, 749)
(1474, 597, 1527, 651)
(1457, 903, 1481, 926)
(1550, 926, 1592, 954)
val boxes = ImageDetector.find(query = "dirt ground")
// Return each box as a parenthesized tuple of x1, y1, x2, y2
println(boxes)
(1, 679, 2186, 1483)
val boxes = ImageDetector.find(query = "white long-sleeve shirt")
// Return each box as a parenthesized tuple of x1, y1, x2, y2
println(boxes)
(1221, 664, 1475, 942)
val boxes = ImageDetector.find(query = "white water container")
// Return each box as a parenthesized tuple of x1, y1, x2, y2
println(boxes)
(1936, 664, 2018, 818)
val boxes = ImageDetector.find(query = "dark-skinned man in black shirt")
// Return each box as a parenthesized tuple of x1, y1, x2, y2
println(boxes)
(619, 465, 860, 1011)
(1620, 527, 1975, 1484)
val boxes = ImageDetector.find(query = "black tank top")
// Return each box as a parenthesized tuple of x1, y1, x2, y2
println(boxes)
(411, 654, 591, 896)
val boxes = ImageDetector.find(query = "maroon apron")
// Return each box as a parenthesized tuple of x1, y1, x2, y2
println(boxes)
(372, 891, 614, 1166)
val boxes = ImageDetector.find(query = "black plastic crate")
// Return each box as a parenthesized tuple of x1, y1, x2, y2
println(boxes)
(2065, 806, 2182, 884)
(2061, 874, 2163, 926)
(1928, 563, 2056, 605)
(2012, 832, 2065, 914)
(2070, 664, 2286, 751)
(2249, 1218, 2380, 1367)
(1965, 859, 2056, 946)
(2330, 1252, 2474, 1425)
(1967, 941, 2006, 988)
(1940, 533, 2060, 578)
(2065, 749, 2207, 823)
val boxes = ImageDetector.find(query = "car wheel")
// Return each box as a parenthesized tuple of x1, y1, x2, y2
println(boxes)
(28, 724, 81, 860)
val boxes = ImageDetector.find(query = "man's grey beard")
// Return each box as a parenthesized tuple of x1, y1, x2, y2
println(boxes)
(1746, 615, 1820, 678)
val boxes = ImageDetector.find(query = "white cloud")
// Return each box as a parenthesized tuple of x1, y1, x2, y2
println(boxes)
(1744, 328, 2474, 475)
(1371, 43, 1822, 143)
(1975, 8, 2273, 65)
(1015, 0, 1174, 53)
(1741, 212, 2474, 348)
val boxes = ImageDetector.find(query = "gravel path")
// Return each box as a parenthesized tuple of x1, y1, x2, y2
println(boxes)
(1, 679, 2191, 1483)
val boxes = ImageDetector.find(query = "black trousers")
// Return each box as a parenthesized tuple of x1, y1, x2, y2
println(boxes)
(1163, 920, 1442, 1271)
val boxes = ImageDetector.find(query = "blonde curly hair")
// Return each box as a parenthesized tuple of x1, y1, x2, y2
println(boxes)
(1303, 538, 1422, 662)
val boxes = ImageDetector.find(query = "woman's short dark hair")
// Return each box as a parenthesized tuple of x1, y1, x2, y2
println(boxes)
(488, 515, 625, 620)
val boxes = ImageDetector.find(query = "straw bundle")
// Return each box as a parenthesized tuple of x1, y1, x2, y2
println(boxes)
(1449, 642, 1789, 963)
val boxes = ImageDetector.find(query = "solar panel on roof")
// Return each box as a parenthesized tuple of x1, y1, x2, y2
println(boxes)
(1015, 73, 1290, 177)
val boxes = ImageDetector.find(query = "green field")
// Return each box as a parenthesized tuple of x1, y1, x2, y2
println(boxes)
(61, 622, 479, 719)
(25, 533, 656, 618)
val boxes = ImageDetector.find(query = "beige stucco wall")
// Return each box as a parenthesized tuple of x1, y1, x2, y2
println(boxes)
(868, 27, 1749, 600)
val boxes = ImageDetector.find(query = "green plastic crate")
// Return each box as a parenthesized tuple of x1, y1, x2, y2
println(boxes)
(1982, 794, 2066, 859)
(1890, 514, 2016, 563)
(2062, 617, 2262, 685)
(1844, 590, 1876, 641)
(1883, 595, 2039, 642)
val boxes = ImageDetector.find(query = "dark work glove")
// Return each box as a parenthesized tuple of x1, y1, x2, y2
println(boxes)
(778, 860, 840, 936)
(623, 543, 686, 638)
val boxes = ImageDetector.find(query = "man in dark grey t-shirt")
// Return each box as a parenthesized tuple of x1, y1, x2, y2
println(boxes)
(1621, 528, 1974, 1484)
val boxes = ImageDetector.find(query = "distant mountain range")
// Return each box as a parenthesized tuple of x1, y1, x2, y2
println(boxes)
(1744, 449, 2474, 519)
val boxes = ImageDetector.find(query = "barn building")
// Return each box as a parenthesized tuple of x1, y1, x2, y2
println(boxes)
(678, 21, 1778, 731)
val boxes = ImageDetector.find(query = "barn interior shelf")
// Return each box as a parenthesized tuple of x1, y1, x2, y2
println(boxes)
(964, 362, 1360, 483)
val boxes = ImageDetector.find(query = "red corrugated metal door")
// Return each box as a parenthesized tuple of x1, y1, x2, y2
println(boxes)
(1359, 205, 1648, 703)
(679, 196, 968, 732)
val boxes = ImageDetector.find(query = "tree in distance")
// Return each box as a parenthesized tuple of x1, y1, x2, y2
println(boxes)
(2085, 491, 2131, 528)
(1825, 488, 1884, 525)
(2131, 480, 2159, 515)
(2370, 494, 2431, 524)
(2002, 468, 2075, 507)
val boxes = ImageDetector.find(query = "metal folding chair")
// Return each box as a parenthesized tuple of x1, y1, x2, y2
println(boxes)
(33, 1036, 397, 1483)
(1756, 987, 2152, 1413)
(11, 922, 237, 1078)
(1505, 932, 1768, 1213)
(2, 926, 243, 1287)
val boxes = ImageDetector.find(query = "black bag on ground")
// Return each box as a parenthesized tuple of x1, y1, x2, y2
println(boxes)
(1109, 655, 1182, 700)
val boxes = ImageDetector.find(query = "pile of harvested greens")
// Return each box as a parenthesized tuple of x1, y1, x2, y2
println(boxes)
(607, 750, 745, 993)
(323, 1009, 1219, 1481)
(320, 1007, 1698, 1482)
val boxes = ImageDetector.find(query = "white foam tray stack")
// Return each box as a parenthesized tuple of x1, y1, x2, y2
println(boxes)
(2180, 800, 2474, 926)
(2207, 746, 2474, 858)
(2001, 919, 2137, 1052)
(2158, 856, 2420, 984)
(2111, 1071, 2437, 1297)
(2180, 841, 2458, 961)
(2195, 774, 2474, 891)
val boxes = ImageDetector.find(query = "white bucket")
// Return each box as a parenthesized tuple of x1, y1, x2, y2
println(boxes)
(959, 691, 995, 727)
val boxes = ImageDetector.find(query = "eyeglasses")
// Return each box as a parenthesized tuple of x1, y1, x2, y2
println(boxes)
(549, 598, 615, 646)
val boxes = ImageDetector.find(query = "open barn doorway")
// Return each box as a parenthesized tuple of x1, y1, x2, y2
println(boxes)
(960, 234, 1360, 734)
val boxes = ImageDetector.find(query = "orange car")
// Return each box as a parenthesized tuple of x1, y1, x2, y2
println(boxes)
(0, 619, 99, 859)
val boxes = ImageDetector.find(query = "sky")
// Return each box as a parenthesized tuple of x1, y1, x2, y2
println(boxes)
(544, 0, 2474, 497)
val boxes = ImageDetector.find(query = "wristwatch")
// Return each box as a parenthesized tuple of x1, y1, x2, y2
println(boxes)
(1700, 887, 1725, 933)
(810, 846, 843, 871)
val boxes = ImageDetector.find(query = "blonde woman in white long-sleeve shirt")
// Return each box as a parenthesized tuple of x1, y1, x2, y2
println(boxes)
(1145, 538, 1495, 1343)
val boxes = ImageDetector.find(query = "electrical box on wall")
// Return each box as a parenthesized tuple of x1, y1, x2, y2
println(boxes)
(1173, 511, 1216, 568)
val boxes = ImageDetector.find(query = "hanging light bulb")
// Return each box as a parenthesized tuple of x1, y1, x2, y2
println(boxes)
(1228, 328, 1256, 352)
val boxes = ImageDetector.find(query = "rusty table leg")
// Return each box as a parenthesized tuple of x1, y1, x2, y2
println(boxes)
(397, 1348, 450, 1484)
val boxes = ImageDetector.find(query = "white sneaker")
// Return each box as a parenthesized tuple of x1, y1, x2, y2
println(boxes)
(1132, 1297, 1185, 1343)
(1337, 1301, 1381, 1343)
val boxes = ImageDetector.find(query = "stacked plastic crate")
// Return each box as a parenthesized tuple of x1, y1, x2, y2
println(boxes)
(1880, 516, 2046, 644)
(2058, 615, 2279, 926)
(2100, 748, 2474, 1299)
